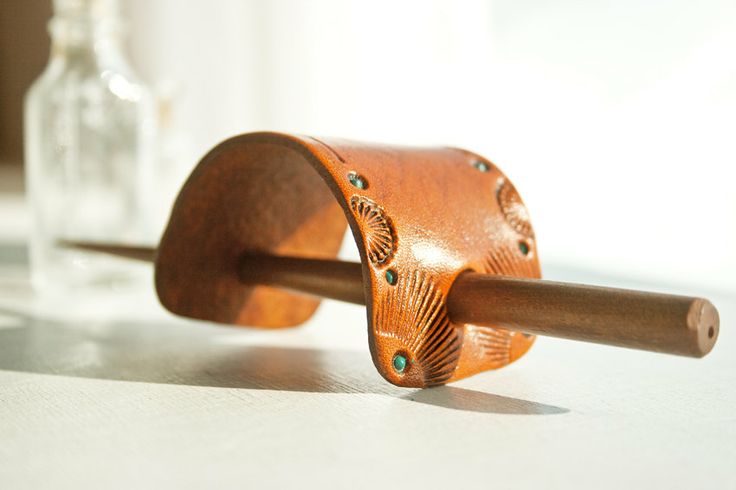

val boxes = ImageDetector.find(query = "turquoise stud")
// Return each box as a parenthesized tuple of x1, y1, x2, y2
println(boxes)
(519, 241, 530, 256)
(392, 353, 407, 374)
(385, 269, 397, 285)
(473, 160, 490, 172)
(348, 171, 367, 189)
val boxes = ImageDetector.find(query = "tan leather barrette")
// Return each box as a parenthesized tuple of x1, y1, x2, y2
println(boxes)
(67, 132, 720, 388)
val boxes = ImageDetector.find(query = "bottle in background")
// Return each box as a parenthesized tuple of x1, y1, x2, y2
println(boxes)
(24, 0, 156, 292)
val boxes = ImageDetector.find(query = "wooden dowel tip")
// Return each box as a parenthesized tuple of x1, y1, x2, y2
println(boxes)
(690, 298, 719, 357)
(59, 241, 157, 262)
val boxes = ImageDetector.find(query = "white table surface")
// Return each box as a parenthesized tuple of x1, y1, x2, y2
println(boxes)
(0, 182, 734, 490)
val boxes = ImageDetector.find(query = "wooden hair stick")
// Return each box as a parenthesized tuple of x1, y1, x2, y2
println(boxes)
(65, 242, 719, 359)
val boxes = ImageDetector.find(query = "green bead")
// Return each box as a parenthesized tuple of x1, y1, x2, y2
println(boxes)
(385, 269, 397, 285)
(392, 354, 407, 373)
(473, 161, 490, 172)
(519, 241, 530, 256)
(348, 172, 366, 189)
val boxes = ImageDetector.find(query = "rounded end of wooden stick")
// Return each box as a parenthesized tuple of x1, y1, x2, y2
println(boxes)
(688, 298, 719, 357)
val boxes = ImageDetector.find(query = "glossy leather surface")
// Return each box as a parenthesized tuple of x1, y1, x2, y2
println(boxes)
(156, 132, 541, 387)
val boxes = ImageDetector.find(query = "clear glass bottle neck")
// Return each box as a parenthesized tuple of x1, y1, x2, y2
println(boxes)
(47, 0, 124, 62)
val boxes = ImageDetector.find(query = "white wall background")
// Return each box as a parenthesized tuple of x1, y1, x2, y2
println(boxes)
(127, 0, 736, 293)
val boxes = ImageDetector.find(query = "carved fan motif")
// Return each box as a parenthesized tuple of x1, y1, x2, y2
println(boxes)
(496, 179, 533, 238)
(373, 270, 462, 386)
(350, 195, 395, 265)
(483, 243, 538, 278)
(465, 324, 511, 366)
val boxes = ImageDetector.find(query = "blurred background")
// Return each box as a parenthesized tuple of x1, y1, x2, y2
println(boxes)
(1, 0, 735, 293)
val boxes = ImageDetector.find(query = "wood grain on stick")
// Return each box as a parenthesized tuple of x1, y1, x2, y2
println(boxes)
(446, 273, 719, 358)
(61, 243, 719, 359)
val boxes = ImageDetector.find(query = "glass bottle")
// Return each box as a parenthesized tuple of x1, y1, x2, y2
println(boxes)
(24, 0, 156, 292)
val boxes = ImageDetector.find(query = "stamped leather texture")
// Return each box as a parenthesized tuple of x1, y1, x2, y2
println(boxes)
(155, 132, 541, 387)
